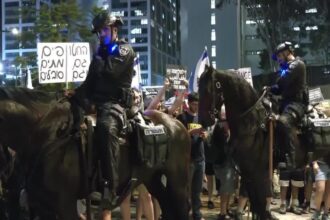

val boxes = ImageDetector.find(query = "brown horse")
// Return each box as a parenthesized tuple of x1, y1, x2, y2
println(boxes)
(198, 66, 279, 219)
(0, 88, 190, 220)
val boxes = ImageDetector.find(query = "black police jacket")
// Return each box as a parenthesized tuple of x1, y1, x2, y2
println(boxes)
(270, 57, 308, 107)
(76, 39, 135, 104)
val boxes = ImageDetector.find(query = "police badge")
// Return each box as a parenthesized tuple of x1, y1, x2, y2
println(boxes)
(119, 45, 129, 56)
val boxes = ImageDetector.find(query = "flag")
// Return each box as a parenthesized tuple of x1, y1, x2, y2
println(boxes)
(26, 67, 34, 89)
(131, 54, 141, 90)
(189, 47, 210, 92)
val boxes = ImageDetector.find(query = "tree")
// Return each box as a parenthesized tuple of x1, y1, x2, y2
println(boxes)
(15, 0, 104, 90)
(217, 0, 310, 73)
(308, 0, 330, 65)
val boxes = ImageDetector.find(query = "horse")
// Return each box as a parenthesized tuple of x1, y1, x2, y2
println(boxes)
(197, 65, 307, 219)
(0, 88, 191, 220)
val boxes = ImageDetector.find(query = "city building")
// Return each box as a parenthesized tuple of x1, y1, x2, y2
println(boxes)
(109, 0, 181, 86)
(180, 0, 240, 76)
(240, 1, 330, 75)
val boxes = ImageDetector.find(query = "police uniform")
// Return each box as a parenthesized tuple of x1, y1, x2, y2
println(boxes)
(270, 43, 308, 169)
(74, 12, 135, 195)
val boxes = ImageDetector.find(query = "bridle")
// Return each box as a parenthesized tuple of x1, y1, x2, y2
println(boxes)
(208, 70, 268, 120)
(209, 71, 223, 120)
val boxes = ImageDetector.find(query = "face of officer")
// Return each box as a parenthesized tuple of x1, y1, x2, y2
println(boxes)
(98, 25, 118, 45)
(276, 50, 294, 65)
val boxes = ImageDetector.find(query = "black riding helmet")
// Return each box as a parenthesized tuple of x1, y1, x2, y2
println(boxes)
(272, 41, 294, 61)
(91, 11, 124, 33)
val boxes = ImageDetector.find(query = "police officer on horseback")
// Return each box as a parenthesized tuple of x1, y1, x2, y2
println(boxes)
(72, 11, 135, 204)
(266, 42, 308, 169)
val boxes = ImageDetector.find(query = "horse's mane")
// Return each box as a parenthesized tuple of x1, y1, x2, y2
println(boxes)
(0, 87, 56, 115)
(216, 69, 257, 98)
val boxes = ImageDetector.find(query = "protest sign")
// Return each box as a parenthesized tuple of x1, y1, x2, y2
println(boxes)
(234, 67, 253, 87)
(38, 42, 90, 84)
(166, 65, 187, 90)
(309, 87, 324, 103)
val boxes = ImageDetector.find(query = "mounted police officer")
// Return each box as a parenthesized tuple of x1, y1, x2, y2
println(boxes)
(266, 42, 308, 169)
(72, 11, 135, 204)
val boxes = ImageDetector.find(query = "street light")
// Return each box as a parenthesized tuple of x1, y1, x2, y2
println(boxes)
(1, 28, 20, 35)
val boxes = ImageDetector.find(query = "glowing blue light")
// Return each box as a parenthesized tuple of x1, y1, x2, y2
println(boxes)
(111, 44, 118, 53)
(279, 62, 289, 77)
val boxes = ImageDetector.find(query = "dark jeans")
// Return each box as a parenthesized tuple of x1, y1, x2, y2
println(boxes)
(96, 102, 123, 192)
(277, 102, 305, 168)
(190, 160, 205, 220)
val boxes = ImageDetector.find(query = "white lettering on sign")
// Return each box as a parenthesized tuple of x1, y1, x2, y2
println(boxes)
(166, 64, 187, 90)
(310, 119, 330, 127)
(309, 87, 324, 103)
(38, 42, 91, 84)
(144, 126, 166, 136)
(235, 67, 253, 87)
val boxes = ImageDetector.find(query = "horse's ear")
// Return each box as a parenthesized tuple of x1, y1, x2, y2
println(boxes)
(204, 64, 213, 73)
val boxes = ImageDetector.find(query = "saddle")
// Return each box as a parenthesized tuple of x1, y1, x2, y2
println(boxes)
(303, 103, 330, 152)
(78, 106, 170, 177)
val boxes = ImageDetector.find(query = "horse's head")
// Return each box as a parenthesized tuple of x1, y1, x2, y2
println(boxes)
(198, 65, 224, 127)
(0, 100, 37, 151)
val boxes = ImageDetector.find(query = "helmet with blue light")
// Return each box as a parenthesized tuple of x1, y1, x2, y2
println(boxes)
(91, 11, 124, 34)
(272, 42, 294, 61)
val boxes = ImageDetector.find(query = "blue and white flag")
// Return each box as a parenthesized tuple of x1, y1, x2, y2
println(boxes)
(189, 47, 210, 92)
(131, 54, 142, 90)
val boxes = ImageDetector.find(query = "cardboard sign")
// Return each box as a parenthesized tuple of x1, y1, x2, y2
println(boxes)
(166, 65, 187, 90)
(38, 42, 90, 84)
(309, 87, 324, 103)
(142, 86, 163, 99)
(234, 67, 253, 87)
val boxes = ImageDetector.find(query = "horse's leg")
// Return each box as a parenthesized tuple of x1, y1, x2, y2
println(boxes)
(146, 170, 189, 220)
(166, 172, 190, 220)
(145, 172, 174, 220)
(57, 195, 79, 220)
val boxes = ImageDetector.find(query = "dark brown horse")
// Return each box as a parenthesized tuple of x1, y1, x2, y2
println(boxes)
(198, 66, 279, 219)
(0, 88, 190, 220)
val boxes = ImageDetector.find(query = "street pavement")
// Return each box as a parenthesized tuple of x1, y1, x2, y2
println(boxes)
(109, 194, 314, 220)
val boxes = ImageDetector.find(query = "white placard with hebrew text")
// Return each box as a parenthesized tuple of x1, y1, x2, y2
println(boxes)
(38, 42, 90, 84)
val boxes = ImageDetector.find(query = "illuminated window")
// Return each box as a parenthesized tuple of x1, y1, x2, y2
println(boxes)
(131, 28, 142, 34)
(212, 61, 216, 68)
(305, 8, 317, 14)
(293, 27, 300, 31)
(305, 26, 318, 31)
(211, 0, 215, 9)
(211, 13, 216, 25)
(141, 19, 148, 25)
(211, 29, 216, 41)
(211, 45, 216, 57)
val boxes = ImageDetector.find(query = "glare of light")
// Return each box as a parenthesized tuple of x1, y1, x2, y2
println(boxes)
(305, 8, 317, 14)
(293, 27, 300, 31)
(294, 44, 300, 48)
(102, 4, 109, 10)
(306, 26, 318, 31)
(11, 28, 19, 35)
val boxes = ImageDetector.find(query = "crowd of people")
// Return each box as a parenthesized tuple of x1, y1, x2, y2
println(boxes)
(68, 10, 330, 220)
